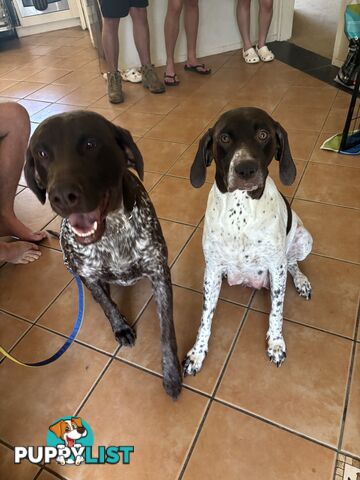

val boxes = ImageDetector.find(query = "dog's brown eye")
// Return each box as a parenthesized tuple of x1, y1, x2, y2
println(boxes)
(85, 139, 97, 150)
(37, 150, 48, 159)
(256, 130, 269, 141)
(220, 133, 230, 144)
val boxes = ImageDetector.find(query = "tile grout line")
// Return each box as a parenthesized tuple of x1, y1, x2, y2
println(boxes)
(112, 355, 212, 400)
(177, 398, 213, 480)
(336, 301, 360, 452)
(287, 81, 331, 205)
(2, 34, 358, 478)
(309, 251, 360, 267)
(0, 277, 73, 366)
(178, 304, 253, 479)
(211, 295, 254, 398)
(249, 305, 358, 342)
(38, 466, 68, 480)
(292, 195, 360, 212)
(213, 397, 339, 454)
(73, 355, 114, 417)
(32, 469, 44, 480)
(171, 281, 358, 343)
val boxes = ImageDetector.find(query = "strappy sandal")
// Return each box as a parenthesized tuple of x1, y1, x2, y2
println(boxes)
(242, 47, 260, 64)
(164, 73, 180, 86)
(256, 45, 275, 62)
(184, 63, 211, 75)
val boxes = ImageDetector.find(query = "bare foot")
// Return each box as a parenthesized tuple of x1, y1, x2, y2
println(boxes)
(0, 241, 42, 264)
(0, 213, 47, 242)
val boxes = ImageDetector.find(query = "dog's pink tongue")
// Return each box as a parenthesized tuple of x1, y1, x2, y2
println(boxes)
(68, 211, 100, 234)
(67, 438, 75, 448)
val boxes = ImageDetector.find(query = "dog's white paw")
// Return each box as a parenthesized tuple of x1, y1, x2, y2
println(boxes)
(293, 273, 312, 300)
(183, 348, 207, 376)
(267, 335, 286, 367)
(75, 456, 84, 465)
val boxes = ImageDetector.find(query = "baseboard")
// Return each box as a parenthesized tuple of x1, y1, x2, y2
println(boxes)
(16, 18, 81, 37)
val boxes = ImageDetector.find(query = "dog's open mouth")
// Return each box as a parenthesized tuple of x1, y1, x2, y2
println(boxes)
(66, 438, 75, 448)
(68, 193, 109, 245)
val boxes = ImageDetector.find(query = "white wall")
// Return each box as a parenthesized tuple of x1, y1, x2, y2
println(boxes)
(332, 0, 349, 67)
(117, 0, 295, 68)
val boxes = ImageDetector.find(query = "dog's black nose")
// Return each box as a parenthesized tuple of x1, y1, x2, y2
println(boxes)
(49, 183, 81, 211)
(234, 160, 258, 180)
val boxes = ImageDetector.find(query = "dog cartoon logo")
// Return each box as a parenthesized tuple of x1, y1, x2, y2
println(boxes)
(47, 416, 93, 465)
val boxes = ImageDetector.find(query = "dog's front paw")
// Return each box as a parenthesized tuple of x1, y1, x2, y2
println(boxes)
(183, 348, 207, 376)
(294, 272, 312, 300)
(267, 335, 286, 367)
(115, 325, 136, 347)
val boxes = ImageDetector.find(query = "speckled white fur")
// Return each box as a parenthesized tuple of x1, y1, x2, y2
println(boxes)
(183, 177, 312, 375)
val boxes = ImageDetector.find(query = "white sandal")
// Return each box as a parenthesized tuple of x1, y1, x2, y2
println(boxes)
(120, 67, 142, 83)
(242, 47, 260, 64)
(103, 68, 142, 83)
(256, 45, 275, 62)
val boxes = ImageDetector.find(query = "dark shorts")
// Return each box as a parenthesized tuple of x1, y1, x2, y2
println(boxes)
(99, 0, 148, 19)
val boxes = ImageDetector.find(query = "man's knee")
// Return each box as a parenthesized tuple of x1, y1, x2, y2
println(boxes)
(102, 17, 120, 33)
(167, 0, 184, 14)
(260, 0, 273, 12)
(237, 0, 251, 8)
(184, 0, 198, 8)
(2, 103, 30, 133)
(129, 6, 148, 22)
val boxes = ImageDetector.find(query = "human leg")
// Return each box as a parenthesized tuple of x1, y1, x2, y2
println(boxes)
(0, 102, 46, 242)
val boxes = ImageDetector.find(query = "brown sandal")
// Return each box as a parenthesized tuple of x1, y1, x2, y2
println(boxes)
(164, 73, 180, 86)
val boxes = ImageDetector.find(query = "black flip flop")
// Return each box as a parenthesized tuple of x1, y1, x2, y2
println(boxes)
(164, 73, 180, 87)
(184, 64, 211, 75)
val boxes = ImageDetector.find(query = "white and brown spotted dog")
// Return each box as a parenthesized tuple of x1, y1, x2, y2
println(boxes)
(49, 417, 87, 465)
(183, 107, 313, 375)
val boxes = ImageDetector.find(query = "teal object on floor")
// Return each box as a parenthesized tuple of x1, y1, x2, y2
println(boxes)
(345, 3, 360, 39)
(321, 130, 360, 155)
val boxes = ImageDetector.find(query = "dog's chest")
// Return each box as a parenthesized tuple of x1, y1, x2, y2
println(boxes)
(203, 180, 287, 288)
(60, 207, 159, 284)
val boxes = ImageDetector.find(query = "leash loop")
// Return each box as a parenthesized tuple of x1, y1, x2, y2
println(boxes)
(0, 273, 84, 367)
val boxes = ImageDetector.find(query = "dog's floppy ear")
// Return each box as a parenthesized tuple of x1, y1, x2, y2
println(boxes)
(274, 122, 296, 186)
(190, 128, 213, 188)
(71, 417, 83, 428)
(49, 420, 66, 439)
(24, 149, 47, 204)
(113, 125, 144, 181)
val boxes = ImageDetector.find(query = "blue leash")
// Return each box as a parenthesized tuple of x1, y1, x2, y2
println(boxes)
(0, 272, 84, 367)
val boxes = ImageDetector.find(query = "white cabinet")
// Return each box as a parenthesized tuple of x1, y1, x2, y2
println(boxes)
(14, 0, 81, 36)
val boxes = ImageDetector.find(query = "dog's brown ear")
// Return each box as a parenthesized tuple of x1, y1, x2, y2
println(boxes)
(274, 122, 296, 185)
(49, 420, 66, 439)
(24, 149, 47, 204)
(71, 417, 83, 428)
(190, 129, 213, 188)
(113, 125, 144, 181)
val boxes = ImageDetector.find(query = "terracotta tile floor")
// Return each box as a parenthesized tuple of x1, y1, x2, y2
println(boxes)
(0, 27, 359, 480)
